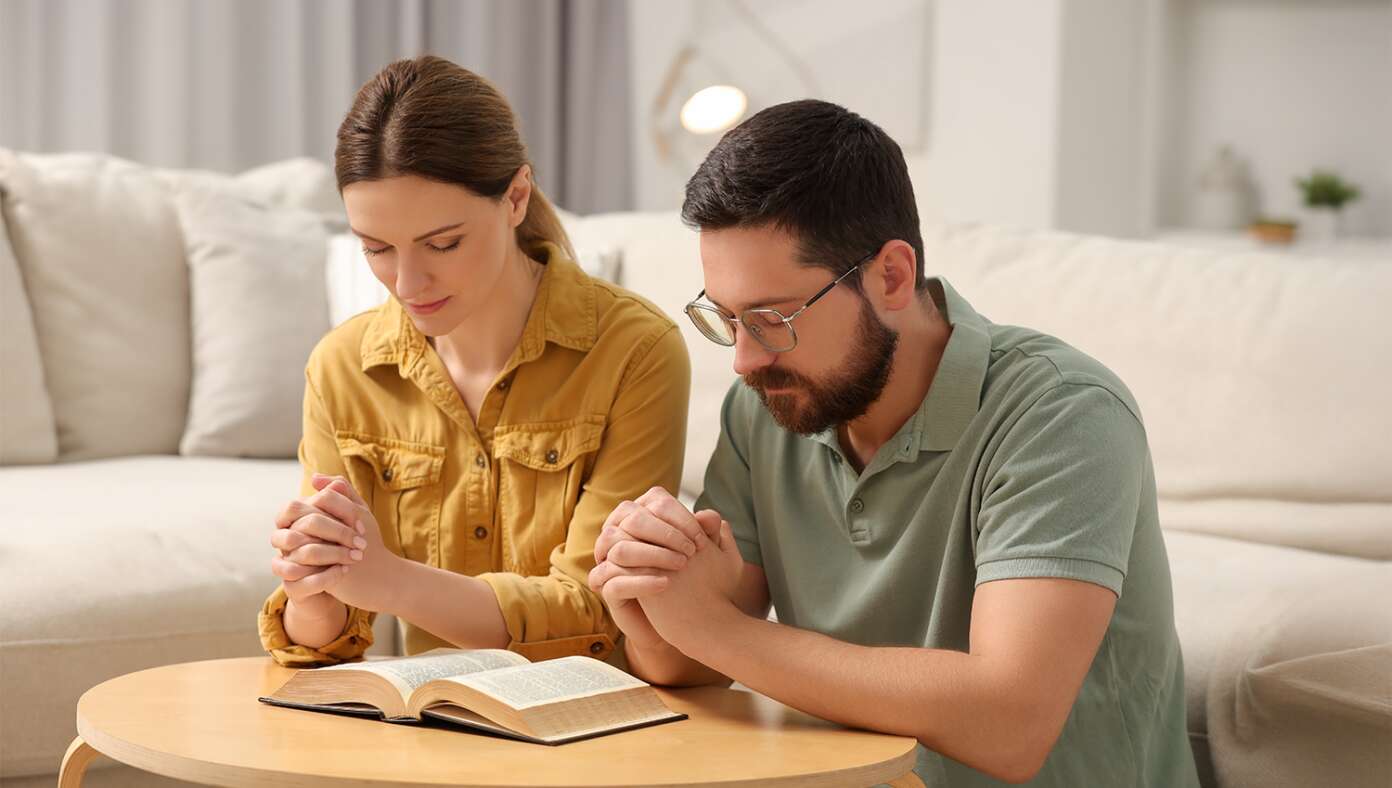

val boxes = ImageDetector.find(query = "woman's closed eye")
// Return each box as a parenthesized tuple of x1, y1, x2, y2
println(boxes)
(426, 237, 461, 253)
(361, 236, 461, 257)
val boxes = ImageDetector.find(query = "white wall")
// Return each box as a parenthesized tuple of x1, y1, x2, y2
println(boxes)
(1157, 0, 1392, 236)
(919, 0, 1064, 230)
(628, 0, 1391, 240)
(628, 0, 934, 212)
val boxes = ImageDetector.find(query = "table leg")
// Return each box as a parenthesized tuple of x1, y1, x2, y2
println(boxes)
(58, 737, 100, 788)
(885, 771, 926, 788)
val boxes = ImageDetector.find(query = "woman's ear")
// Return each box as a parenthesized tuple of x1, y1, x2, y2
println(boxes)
(505, 164, 533, 228)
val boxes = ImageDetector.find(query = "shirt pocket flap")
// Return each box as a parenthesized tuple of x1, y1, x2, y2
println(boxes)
(335, 432, 445, 491)
(492, 416, 605, 471)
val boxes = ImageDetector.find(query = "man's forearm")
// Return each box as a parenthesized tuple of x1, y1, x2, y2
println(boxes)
(675, 605, 1054, 784)
(389, 560, 511, 650)
(624, 634, 731, 687)
(284, 593, 349, 650)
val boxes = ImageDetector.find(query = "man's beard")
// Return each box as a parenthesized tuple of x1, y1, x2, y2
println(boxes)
(744, 296, 899, 436)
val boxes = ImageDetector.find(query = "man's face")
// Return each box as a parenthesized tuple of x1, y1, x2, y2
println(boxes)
(699, 226, 898, 435)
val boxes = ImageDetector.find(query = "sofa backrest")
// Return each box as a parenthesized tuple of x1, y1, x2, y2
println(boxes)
(0, 150, 341, 463)
(567, 211, 1392, 559)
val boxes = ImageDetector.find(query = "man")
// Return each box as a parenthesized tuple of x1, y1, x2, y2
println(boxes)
(588, 100, 1199, 786)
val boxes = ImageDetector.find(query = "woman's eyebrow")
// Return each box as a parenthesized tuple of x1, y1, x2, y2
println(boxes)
(349, 221, 467, 245)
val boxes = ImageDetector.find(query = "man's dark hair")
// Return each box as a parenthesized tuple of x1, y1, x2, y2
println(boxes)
(680, 99, 925, 292)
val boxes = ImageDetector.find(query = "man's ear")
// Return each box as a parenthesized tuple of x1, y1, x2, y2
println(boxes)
(869, 239, 919, 311)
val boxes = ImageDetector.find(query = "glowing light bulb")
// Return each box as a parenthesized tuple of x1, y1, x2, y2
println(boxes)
(679, 85, 748, 134)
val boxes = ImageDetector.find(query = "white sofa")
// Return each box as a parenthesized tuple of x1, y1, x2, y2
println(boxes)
(2, 151, 1389, 787)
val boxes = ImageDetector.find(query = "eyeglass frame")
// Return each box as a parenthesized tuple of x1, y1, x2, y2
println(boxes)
(683, 252, 875, 353)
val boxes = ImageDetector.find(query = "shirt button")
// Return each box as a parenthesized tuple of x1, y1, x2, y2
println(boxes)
(497, 379, 509, 391)
(475, 453, 486, 468)
(545, 449, 559, 464)
(830, 453, 842, 464)
(474, 526, 488, 539)
(589, 641, 604, 655)
(850, 497, 865, 514)
(381, 468, 393, 482)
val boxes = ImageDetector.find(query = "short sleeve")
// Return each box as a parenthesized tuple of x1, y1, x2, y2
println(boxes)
(974, 384, 1149, 596)
(695, 382, 763, 567)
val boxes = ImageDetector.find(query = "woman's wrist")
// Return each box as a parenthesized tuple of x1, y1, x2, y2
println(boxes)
(284, 592, 349, 649)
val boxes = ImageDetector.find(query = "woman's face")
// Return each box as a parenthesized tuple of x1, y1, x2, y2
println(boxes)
(342, 170, 530, 336)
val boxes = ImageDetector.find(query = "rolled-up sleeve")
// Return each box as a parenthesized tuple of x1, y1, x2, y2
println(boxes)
(257, 370, 377, 666)
(476, 325, 691, 662)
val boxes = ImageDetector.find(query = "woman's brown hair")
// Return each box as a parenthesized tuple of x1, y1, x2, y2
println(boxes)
(335, 55, 575, 260)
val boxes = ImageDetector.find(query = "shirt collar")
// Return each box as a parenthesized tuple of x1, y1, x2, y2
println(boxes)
(807, 276, 990, 458)
(359, 241, 598, 375)
(914, 277, 991, 452)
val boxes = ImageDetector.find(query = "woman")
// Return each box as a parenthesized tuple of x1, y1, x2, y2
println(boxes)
(258, 56, 690, 666)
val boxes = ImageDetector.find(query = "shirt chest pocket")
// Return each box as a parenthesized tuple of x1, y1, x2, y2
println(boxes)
(493, 416, 605, 576)
(336, 432, 445, 565)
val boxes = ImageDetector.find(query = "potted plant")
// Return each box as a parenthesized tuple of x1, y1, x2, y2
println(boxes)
(1295, 170, 1360, 243)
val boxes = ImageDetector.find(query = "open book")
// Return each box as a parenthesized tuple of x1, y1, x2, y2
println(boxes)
(260, 648, 686, 745)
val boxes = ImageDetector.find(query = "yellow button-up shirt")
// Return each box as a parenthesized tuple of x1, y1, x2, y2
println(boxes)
(258, 243, 690, 666)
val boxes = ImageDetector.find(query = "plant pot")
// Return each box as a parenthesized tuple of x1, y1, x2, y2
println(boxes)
(1304, 207, 1341, 244)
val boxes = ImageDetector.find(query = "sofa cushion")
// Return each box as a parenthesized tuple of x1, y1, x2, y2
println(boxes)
(173, 188, 329, 458)
(0, 458, 329, 776)
(0, 151, 194, 460)
(1163, 530, 1392, 786)
(1160, 497, 1392, 561)
(0, 151, 345, 462)
(0, 207, 56, 464)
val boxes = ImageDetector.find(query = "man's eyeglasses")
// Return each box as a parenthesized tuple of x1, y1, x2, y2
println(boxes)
(684, 253, 874, 353)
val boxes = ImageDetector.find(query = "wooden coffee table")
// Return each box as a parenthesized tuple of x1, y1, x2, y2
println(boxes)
(61, 657, 924, 787)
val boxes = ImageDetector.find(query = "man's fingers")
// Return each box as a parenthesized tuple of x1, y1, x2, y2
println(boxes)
(607, 574, 669, 601)
(693, 509, 723, 541)
(637, 486, 705, 546)
(619, 507, 696, 557)
(608, 539, 688, 571)
(290, 512, 364, 550)
(594, 524, 625, 564)
(589, 560, 667, 595)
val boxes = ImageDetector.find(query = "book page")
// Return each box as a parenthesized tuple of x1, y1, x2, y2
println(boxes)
(453, 656, 647, 711)
(321, 648, 528, 701)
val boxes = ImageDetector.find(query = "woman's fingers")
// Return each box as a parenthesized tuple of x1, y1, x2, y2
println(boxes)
(311, 474, 368, 508)
(275, 498, 318, 530)
(290, 512, 364, 550)
(285, 541, 361, 567)
(309, 487, 369, 536)
(272, 554, 322, 582)
(283, 564, 347, 602)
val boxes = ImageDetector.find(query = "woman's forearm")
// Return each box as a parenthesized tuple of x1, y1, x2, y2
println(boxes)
(284, 593, 349, 650)
(390, 560, 511, 649)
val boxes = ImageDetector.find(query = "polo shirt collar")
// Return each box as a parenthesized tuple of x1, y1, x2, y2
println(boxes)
(807, 276, 990, 459)
(915, 277, 991, 452)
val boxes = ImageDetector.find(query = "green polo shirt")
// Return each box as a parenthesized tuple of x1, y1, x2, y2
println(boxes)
(696, 278, 1199, 787)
